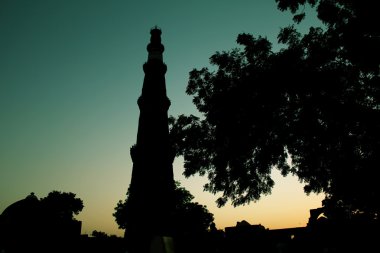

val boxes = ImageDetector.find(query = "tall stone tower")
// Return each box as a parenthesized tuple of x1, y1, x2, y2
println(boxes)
(126, 27, 175, 253)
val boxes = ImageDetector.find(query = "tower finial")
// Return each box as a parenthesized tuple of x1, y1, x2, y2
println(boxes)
(147, 26, 164, 61)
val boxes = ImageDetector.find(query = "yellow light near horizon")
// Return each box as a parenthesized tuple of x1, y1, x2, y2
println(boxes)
(174, 163, 325, 231)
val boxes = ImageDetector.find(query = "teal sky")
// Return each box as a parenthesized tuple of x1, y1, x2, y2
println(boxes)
(0, 0, 324, 236)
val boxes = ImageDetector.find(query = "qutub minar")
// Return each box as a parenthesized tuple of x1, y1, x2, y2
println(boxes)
(126, 27, 176, 252)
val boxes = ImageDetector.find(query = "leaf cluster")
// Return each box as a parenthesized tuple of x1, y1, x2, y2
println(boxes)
(40, 190, 84, 221)
(113, 181, 214, 234)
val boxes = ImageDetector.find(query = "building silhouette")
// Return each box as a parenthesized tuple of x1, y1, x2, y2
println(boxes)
(0, 193, 82, 253)
(220, 208, 379, 253)
(125, 27, 176, 253)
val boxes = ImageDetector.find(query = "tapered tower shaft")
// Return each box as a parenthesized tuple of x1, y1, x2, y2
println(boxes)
(126, 27, 175, 253)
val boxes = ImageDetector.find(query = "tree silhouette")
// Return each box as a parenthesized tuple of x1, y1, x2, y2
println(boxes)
(276, 0, 379, 72)
(40, 190, 84, 221)
(275, 0, 380, 221)
(113, 181, 214, 235)
(0, 191, 83, 253)
(92, 230, 109, 239)
(170, 0, 380, 221)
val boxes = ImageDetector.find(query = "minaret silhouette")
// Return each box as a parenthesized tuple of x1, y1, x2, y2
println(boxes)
(126, 27, 175, 253)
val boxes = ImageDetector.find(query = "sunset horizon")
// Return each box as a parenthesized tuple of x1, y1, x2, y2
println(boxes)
(1, 0, 325, 238)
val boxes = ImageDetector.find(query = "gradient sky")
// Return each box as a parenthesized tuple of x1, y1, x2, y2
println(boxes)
(0, 0, 324, 236)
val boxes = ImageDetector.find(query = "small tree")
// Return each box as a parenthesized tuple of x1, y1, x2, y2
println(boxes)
(92, 230, 109, 239)
(40, 190, 84, 221)
(113, 181, 214, 235)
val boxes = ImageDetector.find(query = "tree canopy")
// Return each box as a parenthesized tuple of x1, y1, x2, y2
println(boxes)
(113, 181, 214, 235)
(40, 190, 84, 221)
(169, 0, 380, 220)
(0, 191, 83, 252)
